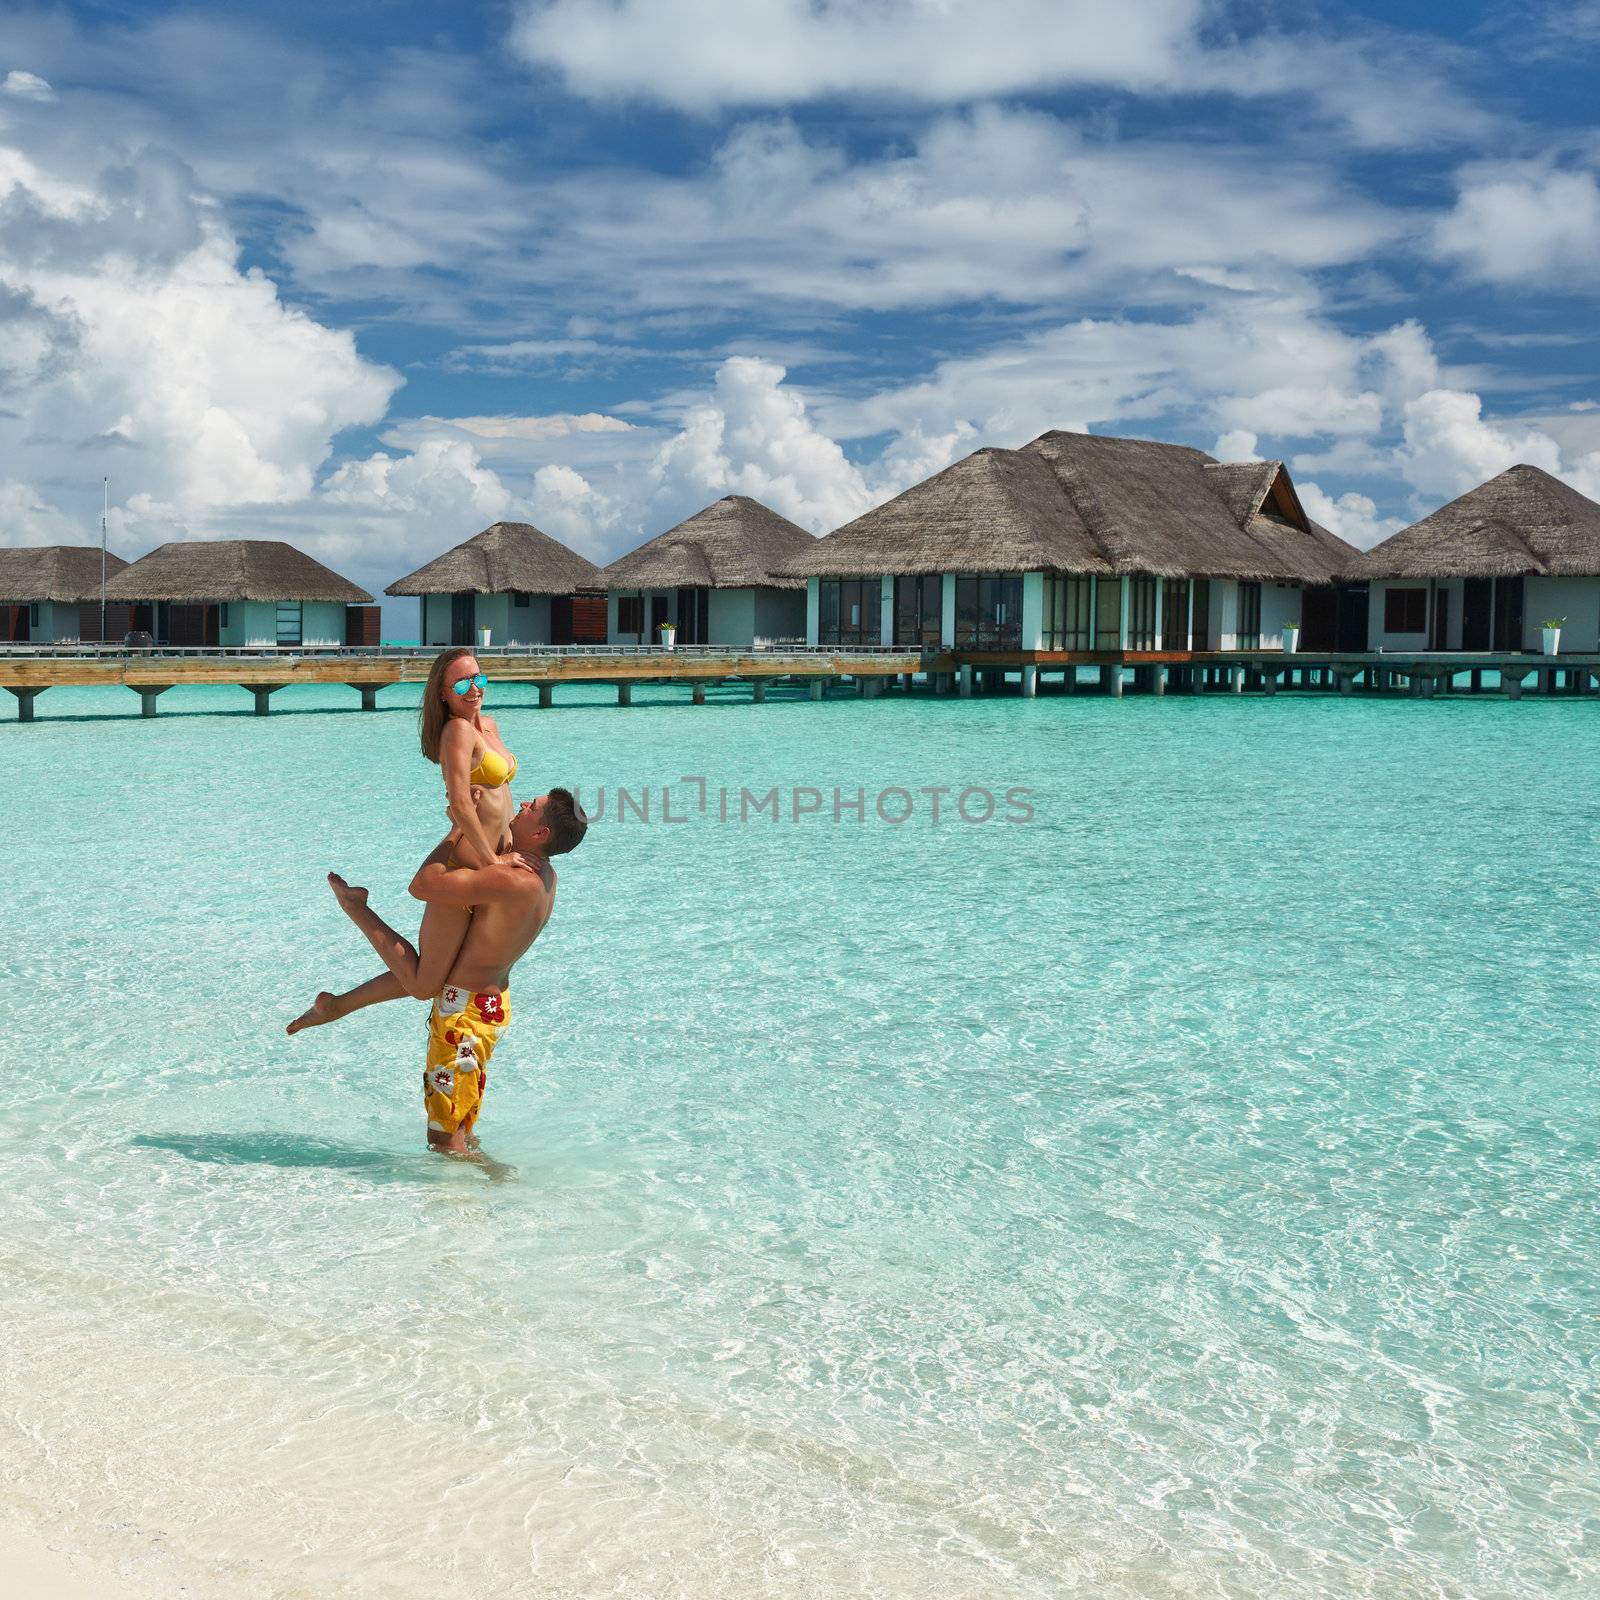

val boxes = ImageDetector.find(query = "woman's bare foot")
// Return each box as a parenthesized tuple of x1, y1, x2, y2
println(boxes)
(286, 991, 338, 1035)
(328, 873, 369, 916)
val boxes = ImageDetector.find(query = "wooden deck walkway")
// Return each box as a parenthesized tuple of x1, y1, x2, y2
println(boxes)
(4, 644, 1597, 721)
(0, 645, 928, 720)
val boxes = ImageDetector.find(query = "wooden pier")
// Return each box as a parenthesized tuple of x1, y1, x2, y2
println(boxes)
(3, 644, 1598, 722)
(0, 645, 926, 722)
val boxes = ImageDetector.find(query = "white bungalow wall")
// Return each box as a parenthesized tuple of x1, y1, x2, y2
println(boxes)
(1258, 583, 1302, 645)
(752, 588, 806, 646)
(1525, 577, 1600, 651)
(212, 600, 343, 647)
(609, 586, 802, 646)
(26, 601, 77, 641)
(419, 592, 551, 647)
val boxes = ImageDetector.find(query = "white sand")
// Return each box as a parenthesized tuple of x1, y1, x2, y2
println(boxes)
(0, 1514, 160, 1600)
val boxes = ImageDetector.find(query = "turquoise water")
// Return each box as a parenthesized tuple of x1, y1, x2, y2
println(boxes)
(1, 682, 1596, 1598)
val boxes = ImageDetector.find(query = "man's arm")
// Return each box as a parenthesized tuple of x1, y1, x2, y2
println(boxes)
(409, 856, 531, 909)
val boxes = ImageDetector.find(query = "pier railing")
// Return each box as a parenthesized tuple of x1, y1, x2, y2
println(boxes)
(4, 642, 1598, 721)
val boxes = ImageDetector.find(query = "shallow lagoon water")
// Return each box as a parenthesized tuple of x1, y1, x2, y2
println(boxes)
(1, 681, 1596, 1597)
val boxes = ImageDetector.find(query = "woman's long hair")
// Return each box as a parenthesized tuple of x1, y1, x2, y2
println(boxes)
(420, 646, 477, 765)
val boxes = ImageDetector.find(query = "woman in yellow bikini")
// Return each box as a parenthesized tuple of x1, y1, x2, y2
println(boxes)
(287, 647, 527, 1033)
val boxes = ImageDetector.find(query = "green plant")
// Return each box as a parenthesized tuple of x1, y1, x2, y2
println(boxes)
(658, 619, 676, 633)
(1283, 620, 1301, 631)
(1542, 617, 1566, 629)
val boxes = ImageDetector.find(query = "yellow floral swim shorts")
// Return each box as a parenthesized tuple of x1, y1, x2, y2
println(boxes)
(424, 983, 511, 1139)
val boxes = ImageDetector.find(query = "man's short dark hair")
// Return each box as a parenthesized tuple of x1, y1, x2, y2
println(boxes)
(543, 787, 588, 856)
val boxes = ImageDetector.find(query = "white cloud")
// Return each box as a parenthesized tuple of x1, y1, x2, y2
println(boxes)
(512, 0, 1200, 111)
(323, 438, 512, 521)
(437, 412, 634, 442)
(1297, 482, 1403, 550)
(1213, 430, 1262, 462)
(528, 464, 620, 555)
(0, 71, 54, 103)
(529, 108, 1400, 317)
(0, 139, 399, 543)
(509, 0, 1485, 147)
(651, 356, 874, 531)
(1435, 163, 1600, 286)
(1397, 389, 1567, 497)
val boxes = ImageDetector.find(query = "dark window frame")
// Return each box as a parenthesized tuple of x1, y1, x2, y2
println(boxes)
(818, 578, 882, 646)
(617, 595, 644, 636)
(1384, 586, 1427, 634)
(1042, 575, 1093, 651)
(953, 574, 1022, 649)
(894, 575, 942, 647)
(1128, 575, 1158, 651)
(1237, 582, 1262, 650)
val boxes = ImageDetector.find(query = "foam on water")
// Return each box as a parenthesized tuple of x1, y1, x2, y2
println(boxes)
(1, 682, 1596, 1596)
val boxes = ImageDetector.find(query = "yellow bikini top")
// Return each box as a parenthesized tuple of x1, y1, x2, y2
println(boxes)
(470, 745, 517, 788)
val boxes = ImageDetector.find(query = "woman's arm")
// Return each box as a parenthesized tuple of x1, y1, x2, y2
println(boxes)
(439, 719, 502, 867)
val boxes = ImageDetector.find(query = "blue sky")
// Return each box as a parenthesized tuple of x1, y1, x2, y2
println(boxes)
(1, 0, 1599, 612)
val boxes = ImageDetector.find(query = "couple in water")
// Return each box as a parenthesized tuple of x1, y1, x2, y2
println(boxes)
(288, 647, 588, 1154)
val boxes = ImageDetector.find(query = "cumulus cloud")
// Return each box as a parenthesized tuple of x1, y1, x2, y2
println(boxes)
(1434, 162, 1600, 285)
(1213, 430, 1262, 462)
(527, 464, 620, 555)
(0, 140, 397, 522)
(1297, 482, 1404, 550)
(1397, 389, 1568, 497)
(651, 356, 875, 531)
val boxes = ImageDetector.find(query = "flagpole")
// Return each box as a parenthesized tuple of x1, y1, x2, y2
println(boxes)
(100, 477, 108, 645)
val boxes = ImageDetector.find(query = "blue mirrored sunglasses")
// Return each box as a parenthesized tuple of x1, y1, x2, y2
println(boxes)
(451, 672, 488, 696)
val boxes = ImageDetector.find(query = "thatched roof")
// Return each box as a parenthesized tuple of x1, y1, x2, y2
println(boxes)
(776, 447, 1116, 579)
(601, 496, 815, 591)
(387, 521, 602, 596)
(1358, 465, 1600, 578)
(105, 541, 372, 603)
(0, 545, 128, 603)
(776, 431, 1357, 582)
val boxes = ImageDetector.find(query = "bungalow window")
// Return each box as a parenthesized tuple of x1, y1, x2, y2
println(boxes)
(28, 603, 39, 628)
(1237, 582, 1262, 650)
(275, 601, 303, 646)
(618, 595, 644, 636)
(511, 591, 530, 609)
(819, 579, 881, 646)
(1094, 577, 1123, 650)
(1128, 576, 1157, 651)
(1384, 587, 1427, 634)
(676, 586, 709, 645)
(894, 575, 942, 647)
(1162, 579, 1190, 650)
(218, 604, 229, 629)
(1043, 576, 1092, 651)
(953, 575, 1022, 649)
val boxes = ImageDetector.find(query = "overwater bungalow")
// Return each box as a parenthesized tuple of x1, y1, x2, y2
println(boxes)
(600, 496, 812, 646)
(103, 540, 374, 646)
(386, 522, 605, 647)
(776, 432, 1361, 662)
(0, 546, 129, 642)
(1357, 465, 1600, 652)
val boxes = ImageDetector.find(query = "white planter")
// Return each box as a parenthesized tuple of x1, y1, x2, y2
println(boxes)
(1542, 627, 1561, 656)
(1281, 627, 1300, 655)
(659, 629, 676, 651)
(477, 627, 492, 648)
